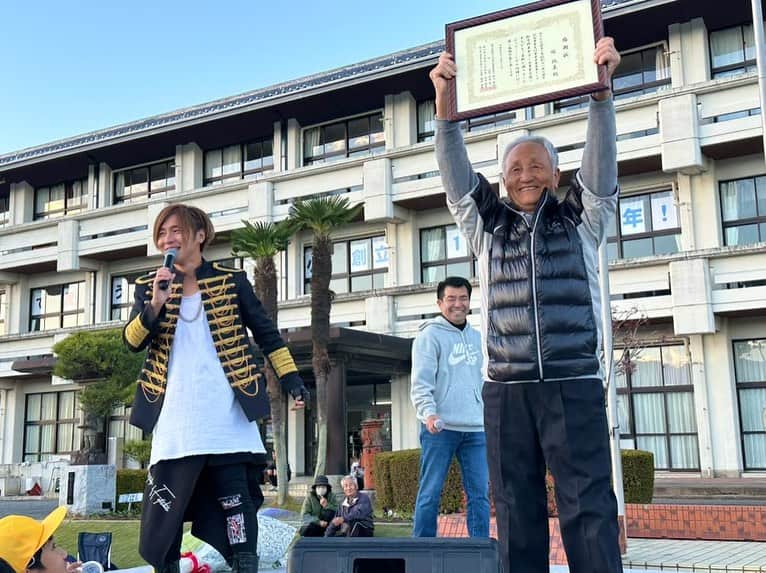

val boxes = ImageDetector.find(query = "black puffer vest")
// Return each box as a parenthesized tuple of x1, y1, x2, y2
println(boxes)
(474, 175, 600, 382)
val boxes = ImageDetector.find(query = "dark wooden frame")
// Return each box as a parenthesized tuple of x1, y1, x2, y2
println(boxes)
(445, 0, 607, 121)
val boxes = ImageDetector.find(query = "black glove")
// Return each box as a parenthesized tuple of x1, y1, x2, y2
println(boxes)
(283, 371, 309, 402)
(290, 385, 310, 403)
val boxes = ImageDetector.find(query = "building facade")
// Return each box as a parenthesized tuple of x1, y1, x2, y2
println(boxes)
(0, 0, 764, 483)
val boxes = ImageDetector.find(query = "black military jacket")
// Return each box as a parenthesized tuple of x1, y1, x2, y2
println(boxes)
(123, 260, 301, 433)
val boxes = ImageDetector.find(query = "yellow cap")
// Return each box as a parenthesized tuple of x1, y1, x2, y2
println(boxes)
(0, 506, 68, 573)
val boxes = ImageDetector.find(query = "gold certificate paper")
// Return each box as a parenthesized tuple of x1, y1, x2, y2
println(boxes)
(447, 0, 605, 120)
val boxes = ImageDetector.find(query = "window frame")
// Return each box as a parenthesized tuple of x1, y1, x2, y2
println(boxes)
(607, 189, 681, 260)
(0, 289, 6, 336)
(0, 190, 9, 227)
(23, 391, 81, 462)
(113, 159, 176, 204)
(29, 281, 87, 332)
(203, 136, 274, 187)
(611, 42, 671, 100)
(34, 179, 88, 220)
(719, 175, 766, 247)
(302, 111, 385, 166)
(419, 224, 476, 284)
(616, 345, 700, 471)
(303, 235, 388, 295)
(416, 99, 530, 142)
(732, 338, 766, 471)
(709, 22, 758, 78)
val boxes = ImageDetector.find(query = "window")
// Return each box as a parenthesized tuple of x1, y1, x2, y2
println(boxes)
(23, 391, 81, 461)
(607, 190, 681, 260)
(733, 339, 766, 470)
(417, 100, 529, 142)
(108, 404, 143, 445)
(303, 113, 384, 165)
(616, 345, 699, 470)
(304, 235, 388, 295)
(710, 23, 759, 78)
(114, 160, 175, 204)
(555, 44, 671, 111)
(0, 190, 9, 227)
(0, 290, 6, 336)
(30, 282, 86, 331)
(720, 175, 766, 247)
(420, 224, 475, 283)
(612, 45, 670, 100)
(204, 137, 273, 186)
(34, 179, 88, 220)
(110, 272, 149, 321)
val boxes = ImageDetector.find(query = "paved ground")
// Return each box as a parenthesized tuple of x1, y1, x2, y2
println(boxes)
(0, 497, 58, 519)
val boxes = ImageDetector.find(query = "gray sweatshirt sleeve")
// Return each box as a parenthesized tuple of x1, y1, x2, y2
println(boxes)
(434, 119, 480, 202)
(580, 97, 618, 197)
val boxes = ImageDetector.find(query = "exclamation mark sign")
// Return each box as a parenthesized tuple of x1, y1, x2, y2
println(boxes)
(661, 204, 668, 222)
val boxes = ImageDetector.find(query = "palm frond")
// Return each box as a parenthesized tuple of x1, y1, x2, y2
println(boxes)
(288, 196, 363, 237)
(231, 219, 293, 259)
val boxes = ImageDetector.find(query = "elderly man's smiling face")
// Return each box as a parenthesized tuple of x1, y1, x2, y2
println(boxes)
(502, 141, 561, 213)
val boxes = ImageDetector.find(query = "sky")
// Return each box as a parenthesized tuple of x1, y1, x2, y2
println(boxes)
(0, 0, 529, 154)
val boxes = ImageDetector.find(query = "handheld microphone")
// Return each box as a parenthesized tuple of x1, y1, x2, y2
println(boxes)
(158, 248, 177, 290)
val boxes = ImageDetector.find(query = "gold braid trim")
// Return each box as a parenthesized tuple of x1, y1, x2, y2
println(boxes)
(229, 373, 262, 397)
(217, 344, 250, 358)
(143, 369, 166, 383)
(208, 315, 237, 328)
(209, 324, 241, 337)
(147, 359, 167, 374)
(206, 293, 237, 306)
(213, 262, 244, 273)
(213, 334, 245, 348)
(268, 347, 298, 378)
(221, 356, 248, 369)
(125, 316, 150, 348)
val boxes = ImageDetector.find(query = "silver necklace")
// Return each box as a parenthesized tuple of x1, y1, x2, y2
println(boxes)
(179, 294, 204, 323)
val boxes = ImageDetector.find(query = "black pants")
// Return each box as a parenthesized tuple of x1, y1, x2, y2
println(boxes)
(143, 456, 262, 567)
(483, 379, 623, 573)
(299, 522, 328, 537)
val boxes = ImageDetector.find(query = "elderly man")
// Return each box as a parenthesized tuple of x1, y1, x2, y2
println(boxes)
(429, 38, 624, 573)
(324, 476, 374, 538)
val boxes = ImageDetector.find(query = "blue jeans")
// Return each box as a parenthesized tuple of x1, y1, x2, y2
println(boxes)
(412, 425, 490, 537)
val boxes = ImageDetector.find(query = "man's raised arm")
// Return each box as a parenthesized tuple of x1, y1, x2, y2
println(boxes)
(431, 52, 479, 202)
(580, 37, 621, 198)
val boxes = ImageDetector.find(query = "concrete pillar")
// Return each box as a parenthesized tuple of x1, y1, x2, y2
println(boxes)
(669, 258, 714, 335)
(98, 163, 113, 208)
(287, 404, 306, 476)
(146, 201, 169, 257)
(688, 335, 714, 477)
(247, 180, 274, 221)
(286, 119, 302, 170)
(57, 219, 80, 272)
(659, 94, 706, 175)
(326, 359, 348, 475)
(272, 120, 283, 174)
(702, 319, 743, 476)
(9, 182, 33, 225)
(363, 158, 394, 221)
(385, 222, 399, 288)
(365, 296, 394, 334)
(390, 374, 419, 451)
(675, 175, 696, 251)
(176, 143, 203, 192)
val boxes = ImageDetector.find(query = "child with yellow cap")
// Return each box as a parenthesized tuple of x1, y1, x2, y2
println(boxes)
(0, 507, 81, 573)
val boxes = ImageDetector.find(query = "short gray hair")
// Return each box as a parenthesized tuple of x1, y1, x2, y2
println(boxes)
(501, 135, 559, 174)
(341, 475, 357, 487)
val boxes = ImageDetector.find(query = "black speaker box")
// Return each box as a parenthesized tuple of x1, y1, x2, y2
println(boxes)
(287, 537, 503, 573)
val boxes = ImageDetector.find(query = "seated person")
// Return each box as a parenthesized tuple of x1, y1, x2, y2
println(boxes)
(325, 475, 374, 538)
(263, 450, 291, 489)
(299, 475, 338, 537)
(0, 506, 81, 573)
(350, 459, 364, 490)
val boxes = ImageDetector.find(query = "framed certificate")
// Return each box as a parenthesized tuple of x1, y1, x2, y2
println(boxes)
(445, 0, 607, 121)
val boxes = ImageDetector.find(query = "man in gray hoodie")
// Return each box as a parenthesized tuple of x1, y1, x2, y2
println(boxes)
(410, 276, 489, 538)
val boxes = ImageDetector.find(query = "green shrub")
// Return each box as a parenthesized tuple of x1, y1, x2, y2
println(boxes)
(374, 448, 463, 517)
(621, 449, 654, 504)
(373, 452, 394, 512)
(116, 469, 147, 513)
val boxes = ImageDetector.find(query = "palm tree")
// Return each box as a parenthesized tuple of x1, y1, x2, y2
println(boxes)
(232, 219, 293, 504)
(288, 196, 362, 477)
